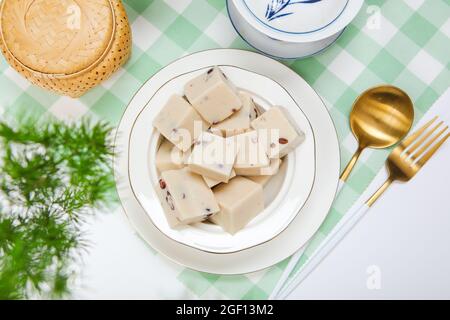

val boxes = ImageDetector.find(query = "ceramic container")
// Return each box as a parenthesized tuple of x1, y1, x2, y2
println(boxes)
(227, 0, 364, 59)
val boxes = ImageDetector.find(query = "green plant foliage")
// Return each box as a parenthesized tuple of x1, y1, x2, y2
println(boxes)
(0, 115, 115, 299)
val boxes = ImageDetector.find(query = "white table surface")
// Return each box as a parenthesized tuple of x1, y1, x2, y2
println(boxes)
(288, 145, 450, 300)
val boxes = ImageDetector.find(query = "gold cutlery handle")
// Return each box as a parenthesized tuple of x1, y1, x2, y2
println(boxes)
(366, 178, 394, 207)
(340, 146, 364, 182)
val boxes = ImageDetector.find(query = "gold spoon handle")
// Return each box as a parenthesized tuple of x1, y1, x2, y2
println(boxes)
(366, 178, 394, 207)
(340, 146, 364, 182)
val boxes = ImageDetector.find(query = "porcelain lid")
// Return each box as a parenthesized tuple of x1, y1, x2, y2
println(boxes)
(232, 0, 364, 43)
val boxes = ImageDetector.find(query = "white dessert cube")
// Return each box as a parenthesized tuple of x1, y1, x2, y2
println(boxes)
(212, 92, 259, 137)
(153, 95, 207, 152)
(188, 132, 238, 182)
(156, 139, 190, 172)
(155, 179, 181, 228)
(247, 175, 273, 187)
(211, 177, 264, 234)
(206, 126, 224, 137)
(251, 107, 305, 158)
(235, 158, 281, 176)
(184, 67, 243, 124)
(247, 159, 283, 186)
(203, 170, 236, 188)
(233, 131, 270, 171)
(158, 168, 220, 225)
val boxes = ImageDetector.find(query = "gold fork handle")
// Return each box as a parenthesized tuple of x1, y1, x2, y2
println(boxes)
(366, 178, 394, 207)
(340, 146, 364, 182)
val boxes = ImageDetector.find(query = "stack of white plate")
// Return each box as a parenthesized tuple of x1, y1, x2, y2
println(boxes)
(114, 49, 340, 274)
(227, 0, 364, 59)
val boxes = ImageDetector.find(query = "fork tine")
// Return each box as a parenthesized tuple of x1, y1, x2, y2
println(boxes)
(400, 116, 438, 149)
(416, 132, 450, 167)
(407, 121, 444, 156)
(412, 126, 448, 160)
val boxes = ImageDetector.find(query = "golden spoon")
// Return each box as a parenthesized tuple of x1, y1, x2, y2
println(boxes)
(339, 85, 414, 191)
(270, 85, 414, 299)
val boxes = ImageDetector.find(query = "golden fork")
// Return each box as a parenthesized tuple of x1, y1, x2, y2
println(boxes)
(366, 116, 450, 207)
(273, 116, 450, 299)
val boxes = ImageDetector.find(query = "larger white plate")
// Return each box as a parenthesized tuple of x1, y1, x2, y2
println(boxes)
(114, 49, 340, 274)
(128, 66, 315, 254)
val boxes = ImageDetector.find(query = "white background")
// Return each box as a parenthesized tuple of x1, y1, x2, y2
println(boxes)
(288, 145, 450, 299)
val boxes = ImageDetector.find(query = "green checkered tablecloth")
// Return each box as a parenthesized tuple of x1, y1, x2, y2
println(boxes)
(0, 0, 448, 299)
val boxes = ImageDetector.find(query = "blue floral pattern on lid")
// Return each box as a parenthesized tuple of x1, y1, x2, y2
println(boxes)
(265, 0, 322, 22)
(242, 0, 349, 35)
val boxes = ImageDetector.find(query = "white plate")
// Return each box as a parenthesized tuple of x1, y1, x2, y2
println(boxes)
(114, 49, 340, 274)
(128, 66, 315, 254)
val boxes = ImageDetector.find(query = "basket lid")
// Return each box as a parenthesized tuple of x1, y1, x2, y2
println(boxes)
(0, 0, 115, 76)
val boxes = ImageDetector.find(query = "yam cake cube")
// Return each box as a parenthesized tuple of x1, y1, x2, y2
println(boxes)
(247, 159, 283, 186)
(233, 131, 270, 171)
(188, 132, 238, 182)
(211, 177, 264, 234)
(153, 95, 207, 152)
(251, 107, 305, 158)
(184, 67, 242, 124)
(159, 168, 220, 225)
(203, 170, 237, 188)
(212, 92, 259, 137)
(155, 180, 181, 228)
(156, 139, 190, 172)
(206, 126, 224, 137)
(235, 158, 281, 176)
(247, 175, 272, 187)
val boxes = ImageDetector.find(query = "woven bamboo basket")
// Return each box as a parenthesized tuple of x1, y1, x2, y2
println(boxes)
(0, 0, 131, 98)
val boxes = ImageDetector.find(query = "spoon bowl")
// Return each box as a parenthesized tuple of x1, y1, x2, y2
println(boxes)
(340, 85, 414, 182)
